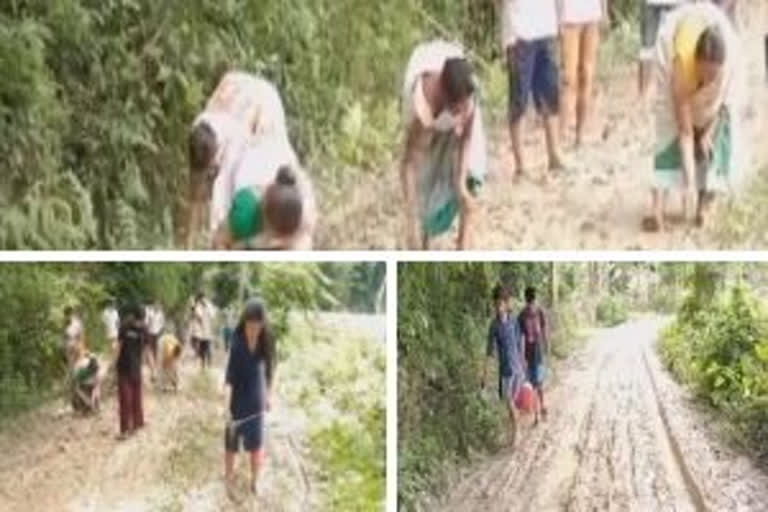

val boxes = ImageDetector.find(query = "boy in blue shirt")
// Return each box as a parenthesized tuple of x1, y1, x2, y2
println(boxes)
(482, 284, 525, 445)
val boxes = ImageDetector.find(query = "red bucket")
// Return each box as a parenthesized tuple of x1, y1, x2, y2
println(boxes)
(515, 382, 536, 413)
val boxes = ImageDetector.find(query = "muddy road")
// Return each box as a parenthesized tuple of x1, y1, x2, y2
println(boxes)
(440, 317, 768, 512)
(0, 313, 385, 512)
(318, 6, 768, 251)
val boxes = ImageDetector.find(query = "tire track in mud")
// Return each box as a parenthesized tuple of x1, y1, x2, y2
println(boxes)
(642, 347, 709, 512)
(440, 318, 707, 512)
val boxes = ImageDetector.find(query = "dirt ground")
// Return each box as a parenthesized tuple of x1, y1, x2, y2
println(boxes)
(0, 313, 384, 512)
(438, 316, 768, 512)
(317, 5, 768, 250)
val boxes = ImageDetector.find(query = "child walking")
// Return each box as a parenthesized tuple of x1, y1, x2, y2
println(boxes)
(518, 286, 549, 425)
(482, 284, 525, 446)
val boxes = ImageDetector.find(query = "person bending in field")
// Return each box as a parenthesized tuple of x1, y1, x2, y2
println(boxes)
(482, 284, 525, 446)
(159, 331, 182, 392)
(643, 3, 744, 231)
(499, 0, 567, 180)
(71, 343, 104, 414)
(210, 159, 317, 251)
(518, 286, 549, 425)
(114, 303, 147, 439)
(224, 299, 276, 496)
(188, 71, 315, 249)
(400, 40, 488, 250)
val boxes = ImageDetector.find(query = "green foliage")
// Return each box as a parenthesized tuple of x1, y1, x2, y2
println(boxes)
(0, 0, 505, 249)
(282, 319, 385, 510)
(595, 295, 629, 327)
(659, 284, 768, 464)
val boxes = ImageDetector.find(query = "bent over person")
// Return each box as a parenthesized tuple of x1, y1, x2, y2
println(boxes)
(400, 40, 488, 250)
(188, 72, 310, 248)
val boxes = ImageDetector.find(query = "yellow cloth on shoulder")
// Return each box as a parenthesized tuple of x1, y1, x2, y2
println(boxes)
(674, 15, 709, 95)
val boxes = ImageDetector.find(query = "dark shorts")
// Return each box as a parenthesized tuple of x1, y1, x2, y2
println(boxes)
(193, 337, 211, 360)
(225, 414, 264, 453)
(525, 342, 545, 386)
(507, 38, 560, 122)
(641, 4, 677, 52)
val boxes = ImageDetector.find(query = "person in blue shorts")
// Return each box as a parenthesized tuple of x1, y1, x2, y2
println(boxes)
(224, 299, 276, 496)
(519, 286, 548, 425)
(482, 284, 525, 445)
(501, 0, 567, 181)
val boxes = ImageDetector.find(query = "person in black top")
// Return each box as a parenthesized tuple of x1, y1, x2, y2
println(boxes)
(223, 299, 276, 496)
(115, 303, 147, 439)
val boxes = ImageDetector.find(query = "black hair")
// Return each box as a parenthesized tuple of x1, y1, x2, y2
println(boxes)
(87, 356, 99, 375)
(236, 299, 276, 386)
(492, 283, 510, 303)
(524, 286, 536, 304)
(188, 121, 218, 173)
(695, 26, 726, 64)
(64, 306, 74, 316)
(440, 57, 475, 106)
(121, 302, 142, 321)
(265, 166, 303, 236)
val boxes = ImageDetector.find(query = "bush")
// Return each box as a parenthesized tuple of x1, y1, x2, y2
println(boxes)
(659, 285, 768, 464)
(596, 295, 628, 327)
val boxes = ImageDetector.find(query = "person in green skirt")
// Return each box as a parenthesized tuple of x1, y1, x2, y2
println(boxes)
(643, 3, 744, 231)
(211, 148, 316, 250)
(400, 40, 487, 250)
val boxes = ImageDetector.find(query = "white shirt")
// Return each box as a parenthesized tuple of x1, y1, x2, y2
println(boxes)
(147, 306, 165, 336)
(65, 316, 83, 346)
(101, 308, 119, 339)
(192, 300, 215, 340)
(501, 0, 559, 46)
(562, 0, 604, 25)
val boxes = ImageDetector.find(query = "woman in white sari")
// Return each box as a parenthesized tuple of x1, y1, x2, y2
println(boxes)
(644, 2, 745, 232)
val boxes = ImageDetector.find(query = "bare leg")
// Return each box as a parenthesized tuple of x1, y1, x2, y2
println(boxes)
(506, 400, 518, 447)
(456, 206, 472, 250)
(577, 23, 600, 147)
(544, 115, 565, 173)
(249, 450, 264, 495)
(560, 24, 581, 146)
(225, 450, 236, 488)
(642, 187, 665, 232)
(537, 385, 547, 418)
(510, 119, 526, 178)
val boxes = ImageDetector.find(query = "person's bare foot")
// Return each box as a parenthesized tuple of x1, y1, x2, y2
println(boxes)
(641, 215, 664, 233)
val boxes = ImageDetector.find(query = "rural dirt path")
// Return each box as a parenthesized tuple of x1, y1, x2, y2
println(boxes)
(318, 6, 768, 250)
(0, 313, 384, 512)
(440, 316, 768, 512)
